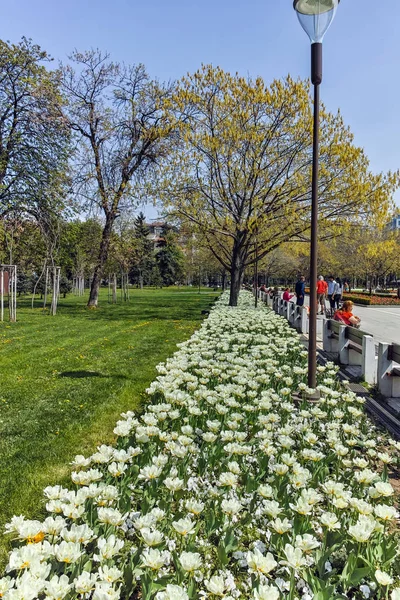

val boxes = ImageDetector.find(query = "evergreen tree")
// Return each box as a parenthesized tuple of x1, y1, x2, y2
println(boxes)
(156, 228, 185, 286)
(131, 212, 155, 287)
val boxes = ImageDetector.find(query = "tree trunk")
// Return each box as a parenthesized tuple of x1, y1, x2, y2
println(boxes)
(229, 250, 244, 307)
(88, 214, 116, 307)
(221, 270, 227, 291)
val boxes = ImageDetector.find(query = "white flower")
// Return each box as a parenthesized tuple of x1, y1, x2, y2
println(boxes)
(97, 507, 124, 527)
(98, 565, 123, 583)
(141, 548, 166, 570)
(164, 477, 185, 492)
(43, 516, 66, 536)
(0, 577, 14, 595)
(75, 571, 98, 594)
(185, 499, 204, 515)
(258, 484, 273, 498)
(45, 574, 73, 599)
(319, 512, 341, 530)
(369, 481, 394, 498)
(54, 541, 82, 563)
(71, 468, 102, 485)
(172, 517, 196, 536)
(374, 504, 399, 521)
(93, 581, 121, 600)
(348, 516, 376, 543)
(179, 551, 202, 572)
(218, 472, 238, 487)
(94, 535, 124, 562)
(391, 589, 400, 600)
(375, 569, 393, 586)
(221, 498, 242, 516)
(71, 454, 91, 468)
(61, 523, 95, 545)
(4, 571, 44, 599)
(205, 574, 226, 596)
(263, 500, 281, 518)
(360, 584, 371, 598)
(270, 517, 292, 534)
(280, 544, 307, 570)
(253, 583, 280, 600)
(141, 528, 164, 547)
(295, 534, 320, 553)
(155, 584, 189, 600)
(108, 462, 127, 477)
(247, 548, 277, 576)
(138, 465, 163, 481)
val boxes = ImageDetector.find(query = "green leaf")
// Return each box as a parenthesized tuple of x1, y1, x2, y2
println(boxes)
(348, 567, 371, 586)
(313, 586, 335, 600)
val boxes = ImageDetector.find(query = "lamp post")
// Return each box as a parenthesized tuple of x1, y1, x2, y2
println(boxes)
(293, 0, 340, 392)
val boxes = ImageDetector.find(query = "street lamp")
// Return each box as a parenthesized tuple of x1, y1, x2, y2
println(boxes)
(293, 0, 339, 393)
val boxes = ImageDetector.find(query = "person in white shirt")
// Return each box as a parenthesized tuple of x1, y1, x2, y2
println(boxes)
(327, 275, 336, 313)
(334, 277, 343, 309)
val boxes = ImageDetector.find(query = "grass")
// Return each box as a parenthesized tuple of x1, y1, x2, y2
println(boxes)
(0, 286, 218, 566)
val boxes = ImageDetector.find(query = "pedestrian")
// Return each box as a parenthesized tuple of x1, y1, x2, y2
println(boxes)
(282, 288, 294, 302)
(316, 275, 328, 315)
(334, 277, 343, 310)
(334, 300, 361, 328)
(272, 286, 280, 298)
(327, 275, 336, 314)
(343, 280, 350, 293)
(295, 276, 306, 306)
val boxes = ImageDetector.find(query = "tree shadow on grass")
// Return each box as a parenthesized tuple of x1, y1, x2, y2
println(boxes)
(59, 370, 128, 380)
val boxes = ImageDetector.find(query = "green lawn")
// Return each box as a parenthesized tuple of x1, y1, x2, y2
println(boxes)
(0, 287, 218, 565)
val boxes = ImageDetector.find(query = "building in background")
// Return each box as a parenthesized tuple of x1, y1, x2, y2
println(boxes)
(146, 221, 167, 249)
(388, 215, 400, 230)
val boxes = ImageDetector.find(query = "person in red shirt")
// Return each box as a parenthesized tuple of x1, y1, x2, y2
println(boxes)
(334, 300, 361, 327)
(316, 275, 328, 315)
(282, 288, 294, 302)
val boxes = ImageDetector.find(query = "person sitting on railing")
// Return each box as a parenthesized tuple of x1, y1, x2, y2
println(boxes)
(334, 300, 361, 328)
(282, 288, 294, 302)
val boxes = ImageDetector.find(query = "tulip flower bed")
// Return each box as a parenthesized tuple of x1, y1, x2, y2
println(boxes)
(343, 294, 400, 306)
(1, 292, 400, 600)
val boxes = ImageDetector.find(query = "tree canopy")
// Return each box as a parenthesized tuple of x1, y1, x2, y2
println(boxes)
(61, 50, 177, 306)
(0, 38, 70, 223)
(159, 65, 399, 305)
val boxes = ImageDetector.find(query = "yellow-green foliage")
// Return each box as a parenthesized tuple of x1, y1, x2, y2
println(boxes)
(159, 65, 399, 280)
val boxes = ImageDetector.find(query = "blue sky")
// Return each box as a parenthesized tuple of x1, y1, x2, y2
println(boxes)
(3, 0, 400, 212)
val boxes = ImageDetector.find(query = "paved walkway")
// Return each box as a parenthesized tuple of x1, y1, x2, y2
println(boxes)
(352, 305, 400, 346)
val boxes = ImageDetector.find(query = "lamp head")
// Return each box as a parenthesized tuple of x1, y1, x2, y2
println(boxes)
(293, 0, 340, 43)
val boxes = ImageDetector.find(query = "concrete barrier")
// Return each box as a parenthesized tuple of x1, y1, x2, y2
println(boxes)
(377, 343, 400, 398)
(322, 320, 377, 385)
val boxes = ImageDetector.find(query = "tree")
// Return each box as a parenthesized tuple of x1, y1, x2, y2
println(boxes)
(59, 276, 72, 298)
(355, 231, 400, 292)
(131, 212, 155, 287)
(161, 66, 399, 305)
(0, 38, 70, 221)
(58, 219, 103, 281)
(62, 50, 176, 307)
(156, 228, 185, 286)
(258, 247, 301, 286)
